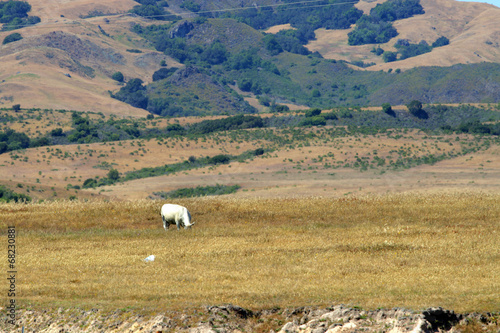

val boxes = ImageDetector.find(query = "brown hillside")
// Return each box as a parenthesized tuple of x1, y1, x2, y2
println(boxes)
(306, 0, 500, 70)
(0, 0, 183, 116)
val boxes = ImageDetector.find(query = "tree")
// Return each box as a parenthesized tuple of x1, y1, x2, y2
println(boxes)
(311, 89, 321, 98)
(382, 103, 396, 117)
(50, 128, 64, 136)
(111, 78, 148, 109)
(209, 154, 231, 165)
(406, 100, 428, 119)
(200, 42, 228, 65)
(263, 34, 283, 56)
(271, 104, 290, 113)
(432, 36, 449, 48)
(111, 71, 124, 82)
(129, 4, 167, 19)
(305, 108, 322, 117)
(383, 51, 397, 63)
(238, 78, 253, 92)
(152, 67, 177, 81)
(12, 104, 20, 112)
(107, 168, 120, 181)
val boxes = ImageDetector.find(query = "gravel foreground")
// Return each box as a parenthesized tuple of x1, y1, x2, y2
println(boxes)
(1, 305, 499, 333)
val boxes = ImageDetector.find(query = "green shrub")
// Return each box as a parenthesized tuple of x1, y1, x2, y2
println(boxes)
(2, 32, 22, 44)
(0, 185, 31, 202)
(111, 71, 124, 82)
(154, 184, 240, 198)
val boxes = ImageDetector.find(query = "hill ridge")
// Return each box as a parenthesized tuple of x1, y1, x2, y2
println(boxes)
(0, 0, 498, 114)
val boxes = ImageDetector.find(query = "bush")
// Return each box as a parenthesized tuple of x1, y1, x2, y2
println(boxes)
(155, 184, 240, 198)
(180, 1, 200, 12)
(432, 36, 450, 48)
(83, 178, 97, 188)
(0, 185, 31, 202)
(383, 51, 398, 62)
(2, 32, 22, 44)
(305, 108, 322, 117)
(382, 103, 396, 117)
(208, 154, 231, 165)
(152, 67, 177, 81)
(299, 116, 326, 127)
(238, 78, 253, 92)
(107, 168, 120, 181)
(112, 71, 124, 82)
(111, 78, 149, 109)
(406, 100, 428, 119)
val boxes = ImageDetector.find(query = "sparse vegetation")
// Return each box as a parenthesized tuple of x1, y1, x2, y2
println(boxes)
(153, 183, 241, 198)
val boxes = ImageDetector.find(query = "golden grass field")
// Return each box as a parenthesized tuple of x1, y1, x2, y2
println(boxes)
(1, 193, 499, 314)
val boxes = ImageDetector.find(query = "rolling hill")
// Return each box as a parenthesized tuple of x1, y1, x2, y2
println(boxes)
(0, 0, 498, 115)
(307, 0, 500, 70)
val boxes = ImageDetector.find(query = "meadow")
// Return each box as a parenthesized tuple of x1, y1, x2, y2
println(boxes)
(1, 193, 499, 315)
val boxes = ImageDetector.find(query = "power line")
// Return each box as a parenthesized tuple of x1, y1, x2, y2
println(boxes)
(141, 0, 360, 20)
(0, 0, 360, 30)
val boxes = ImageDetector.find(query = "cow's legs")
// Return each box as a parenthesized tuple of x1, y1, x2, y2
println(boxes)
(162, 216, 169, 231)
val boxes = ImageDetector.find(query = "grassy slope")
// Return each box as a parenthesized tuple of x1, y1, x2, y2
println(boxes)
(0, 0, 178, 117)
(1, 194, 499, 313)
(306, 0, 500, 71)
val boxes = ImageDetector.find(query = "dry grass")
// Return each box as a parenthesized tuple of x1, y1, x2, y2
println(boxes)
(3, 127, 500, 202)
(1, 193, 499, 313)
(307, 0, 500, 71)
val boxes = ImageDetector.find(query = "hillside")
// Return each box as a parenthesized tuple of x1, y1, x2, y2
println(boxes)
(0, 0, 498, 115)
(0, 0, 173, 116)
(306, 0, 500, 70)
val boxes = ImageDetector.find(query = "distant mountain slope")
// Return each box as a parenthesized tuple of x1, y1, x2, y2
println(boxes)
(0, 7, 172, 115)
(307, 0, 500, 70)
(0, 0, 498, 116)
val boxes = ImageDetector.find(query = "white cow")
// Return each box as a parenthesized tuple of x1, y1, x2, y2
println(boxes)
(160, 204, 194, 231)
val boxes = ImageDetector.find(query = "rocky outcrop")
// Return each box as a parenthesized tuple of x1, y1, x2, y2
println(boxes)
(1, 305, 497, 333)
(276, 306, 464, 333)
(169, 20, 194, 39)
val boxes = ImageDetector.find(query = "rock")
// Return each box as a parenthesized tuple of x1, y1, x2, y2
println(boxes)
(188, 323, 217, 333)
(169, 20, 194, 39)
(279, 321, 299, 333)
